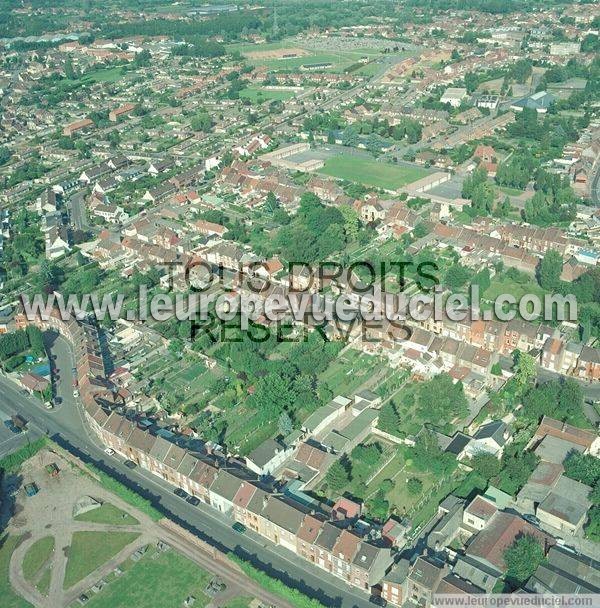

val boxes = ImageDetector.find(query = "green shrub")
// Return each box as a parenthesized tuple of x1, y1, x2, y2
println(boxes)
(0, 438, 47, 473)
(230, 555, 325, 608)
(86, 464, 162, 521)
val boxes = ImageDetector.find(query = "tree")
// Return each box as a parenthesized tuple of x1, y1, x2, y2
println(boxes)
(585, 506, 600, 542)
(444, 265, 472, 291)
(338, 205, 360, 242)
(367, 489, 389, 520)
(407, 477, 423, 495)
(278, 411, 293, 436)
(512, 351, 537, 391)
(378, 401, 400, 434)
(26, 326, 45, 358)
(504, 535, 545, 586)
(537, 250, 563, 291)
(325, 459, 350, 494)
(471, 452, 501, 480)
(564, 452, 600, 488)
(0, 146, 10, 166)
(190, 112, 213, 132)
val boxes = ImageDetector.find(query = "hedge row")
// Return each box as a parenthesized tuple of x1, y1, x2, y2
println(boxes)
(0, 437, 47, 474)
(86, 463, 162, 521)
(230, 555, 326, 608)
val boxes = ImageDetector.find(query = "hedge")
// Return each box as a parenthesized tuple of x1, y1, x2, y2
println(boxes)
(230, 555, 326, 608)
(85, 464, 162, 521)
(0, 437, 47, 474)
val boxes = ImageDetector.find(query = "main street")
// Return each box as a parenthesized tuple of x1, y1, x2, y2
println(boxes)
(0, 333, 373, 608)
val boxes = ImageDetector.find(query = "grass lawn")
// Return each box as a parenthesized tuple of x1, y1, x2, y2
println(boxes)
(74, 504, 139, 526)
(224, 599, 253, 608)
(22, 536, 55, 583)
(498, 186, 525, 196)
(80, 66, 124, 84)
(78, 547, 212, 608)
(35, 567, 52, 597)
(63, 531, 140, 590)
(320, 156, 428, 190)
(239, 87, 297, 103)
(482, 276, 547, 311)
(0, 535, 33, 608)
(317, 349, 383, 397)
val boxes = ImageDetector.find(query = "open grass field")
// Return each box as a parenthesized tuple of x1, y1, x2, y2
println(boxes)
(63, 531, 140, 590)
(35, 567, 51, 597)
(76, 546, 212, 608)
(0, 535, 32, 608)
(22, 536, 55, 583)
(320, 156, 429, 190)
(74, 503, 139, 526)
(239, 87, 299, 103)
(227, 39, 384, 73)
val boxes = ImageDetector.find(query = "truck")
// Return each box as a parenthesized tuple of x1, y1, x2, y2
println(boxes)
(45, 463, 59, 477)
(24, 483, 39, 497)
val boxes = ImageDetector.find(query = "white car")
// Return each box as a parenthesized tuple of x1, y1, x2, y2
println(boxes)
(104, 448, 115, 456)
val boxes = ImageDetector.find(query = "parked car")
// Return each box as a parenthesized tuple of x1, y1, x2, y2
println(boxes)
(232, 522, 246, 534)
(186, 495, 200, 507)
(522, 514, 540, 526)
(369, 596, 387, 607)
(3, 419, 21, 434)
(174, 488, 189, 499)
(104, 447, 115, 456)
(124, 460, 137, 469)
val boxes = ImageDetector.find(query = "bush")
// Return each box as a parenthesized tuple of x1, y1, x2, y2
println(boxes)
(230, 555, 325, 608)
(4, 355, 25, 372)
(86, 464, 162, 521)
(407, 477, 423, 495)
(0, 437, 47, 473)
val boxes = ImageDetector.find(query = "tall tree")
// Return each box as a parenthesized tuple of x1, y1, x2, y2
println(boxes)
(537, 250, 563, 291)
(504, 535, 545, 586)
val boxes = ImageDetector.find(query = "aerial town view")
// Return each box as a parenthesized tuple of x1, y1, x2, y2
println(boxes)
(0, 1, 600, 607)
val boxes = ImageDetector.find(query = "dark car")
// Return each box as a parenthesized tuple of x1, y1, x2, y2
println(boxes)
(186, 495, 200, 507)
(3, 420, 21, 434)
(232, 522, 246, 534)
(53, 396, 62, 406)
(123, 460, 137, 469)
(369, 595, 387, 607)
(174, 488, 189, 499)
(522, 514, 540, 526)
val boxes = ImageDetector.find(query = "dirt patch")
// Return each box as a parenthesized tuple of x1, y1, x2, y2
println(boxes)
(245, 47, 309, 60)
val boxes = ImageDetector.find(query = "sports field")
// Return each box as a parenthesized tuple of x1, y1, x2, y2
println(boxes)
(239, 87, 298, 103)
(227, 40, 383, 72)
(320, 156, 429, 190)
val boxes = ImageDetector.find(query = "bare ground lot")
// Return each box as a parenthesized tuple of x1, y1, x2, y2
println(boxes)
(1, 448, 285, 608)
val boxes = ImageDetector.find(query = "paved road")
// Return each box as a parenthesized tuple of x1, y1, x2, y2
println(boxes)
(590, 161, 600, 206)
(68, 190, 88, 231)
(0, 334, 373, 608)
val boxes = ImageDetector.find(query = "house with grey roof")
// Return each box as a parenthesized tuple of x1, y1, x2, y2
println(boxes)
(526, 546, 600, 594)
(462, 420, 511, 459)
(351, 542, 393, 590)
(245, 438, 294, 477)
(260, 496, 308, 552)
(208, 469, 246, 514)
(452, 554, 501, 593)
